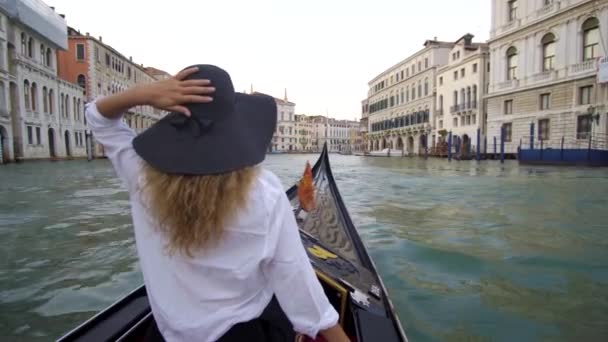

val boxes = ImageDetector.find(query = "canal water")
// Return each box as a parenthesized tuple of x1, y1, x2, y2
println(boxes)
(1, 155, 607, 341)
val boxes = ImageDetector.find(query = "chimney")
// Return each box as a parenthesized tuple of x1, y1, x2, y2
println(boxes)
(99, 36, 102, 42)
(129, 56, 133, 61)
(50, 6, 55, 11)
(434, 36, 437, 41)
(59, 14, 65, 19)
(86, 32, 89, 36)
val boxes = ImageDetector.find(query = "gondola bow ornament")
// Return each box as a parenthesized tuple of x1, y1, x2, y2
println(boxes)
(297, 161, 316, 212)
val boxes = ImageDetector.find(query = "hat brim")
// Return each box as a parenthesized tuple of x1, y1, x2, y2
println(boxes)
(132, 93, 277, 175)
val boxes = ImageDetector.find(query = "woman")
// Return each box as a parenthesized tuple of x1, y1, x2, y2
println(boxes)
(86, 65, 350, 342)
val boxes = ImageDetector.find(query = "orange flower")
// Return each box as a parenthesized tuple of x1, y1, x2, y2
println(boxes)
(298, 161, 316, 212)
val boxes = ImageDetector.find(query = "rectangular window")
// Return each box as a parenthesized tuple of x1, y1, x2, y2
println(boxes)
(579, 86, 593, 105)
(36, 127, 41, 144)
(538, 119, 550, 141)
(76, 44, 85, 60)
(406, 69, 409, 78)
(439, 77, 443, 86)
(454, 71, 458, 80)
(503, 123, 512, 142)
(504, 100, 513, 115)
(540, 93, 550, 110)
(466, 116, 471, 125)
(473, 63, 478, 73)
(425, 58, 428, 68)
(508, 0, 518, 21)
(472, 115, 476, 124)
(577, 114, 592, 139)
(453, 117, 458, 127)
(461, 68, 465, 77)
(439, 120, 443, 129)
(400, 71, 404, 79)
(95, 46, 99, 62)
(418, 61, 421, 71)
(105, 53, 110, 66)
(27, 126, 33, 144)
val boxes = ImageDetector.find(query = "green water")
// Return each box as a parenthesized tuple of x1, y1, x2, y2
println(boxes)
(1, 155, 607, 341)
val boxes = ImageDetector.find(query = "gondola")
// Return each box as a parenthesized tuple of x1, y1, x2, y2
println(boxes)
(57, 144, 407, 342)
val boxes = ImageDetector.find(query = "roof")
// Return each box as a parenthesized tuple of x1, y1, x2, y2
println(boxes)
(144, 67, 172, 79)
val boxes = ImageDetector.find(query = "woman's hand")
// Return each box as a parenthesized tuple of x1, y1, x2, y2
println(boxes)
(96, 67, 215, 120)
(135, 67, 215, 116)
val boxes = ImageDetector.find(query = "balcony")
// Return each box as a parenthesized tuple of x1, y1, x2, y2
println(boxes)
(497, 79, 519, 90)
(569, 60, 596, 76)
(537, 1, 560, 17)
(531, 70, 557, 83)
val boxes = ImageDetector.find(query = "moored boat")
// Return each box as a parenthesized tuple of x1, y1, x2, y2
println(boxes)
(57, 143, 407, 342)
(368, 148, 404, 157)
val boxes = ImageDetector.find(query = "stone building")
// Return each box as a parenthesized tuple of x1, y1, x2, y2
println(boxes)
(435, 34, 490, 156)
(366, 39, 454, 155)
(486, 0, 608, 154)
(0, 1, 86, 162)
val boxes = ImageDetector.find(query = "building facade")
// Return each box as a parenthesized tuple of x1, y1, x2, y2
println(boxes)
(436, 34, 490, 156)
(57, 27, 164, 156)
(486, 0, 608, 154)
(294, 114, 315, 151)
(0, 2, 87, 162)
(365, 39, 454, 155)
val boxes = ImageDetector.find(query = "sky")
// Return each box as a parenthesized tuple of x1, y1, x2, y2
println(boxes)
(48, 0, 491, 120)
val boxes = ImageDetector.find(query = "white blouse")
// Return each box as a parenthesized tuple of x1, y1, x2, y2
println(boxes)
(85, 101, 339, 342)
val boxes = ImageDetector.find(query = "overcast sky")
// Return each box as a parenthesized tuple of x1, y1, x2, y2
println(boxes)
(49, 0, 491, 120)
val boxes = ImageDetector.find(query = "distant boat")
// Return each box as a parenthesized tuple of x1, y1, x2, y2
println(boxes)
(338, 150, 353, 156)
(368, 149, 404, 157)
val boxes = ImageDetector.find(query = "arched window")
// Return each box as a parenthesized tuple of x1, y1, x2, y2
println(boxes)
(65, 95, 70, 119)
(412, 83, 416, 100)
(73, 97, 77, 121)
(406, 86, 409, 102)
(506, 46, 518, 80)
(77, 74, 86, 91)
(582, 17, 600, 61)
(49, 89, 54, 114)
(77, 99, 81, 121)
(27, 37, 33, 58)
(23, 80, 30, 110)
(466, 86, 471, 108)
(40, 44, 45, 65)
(453, 90, 458, 106)
(42, 86, 48, 113)
(424, 78, 429, 96)
(46, 48, 52, 67)
(21, 33, 27, 55)
(418, 81, 422, 98)
(541, 33, 556, 71)
(460, 88, 465, 106)
(60, 93, 64, 117)
(30, 82, 37, 111)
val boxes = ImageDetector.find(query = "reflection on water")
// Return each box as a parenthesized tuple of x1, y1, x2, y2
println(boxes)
(1, 156, 608, 341)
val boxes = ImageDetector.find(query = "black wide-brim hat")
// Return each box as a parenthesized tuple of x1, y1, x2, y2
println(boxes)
(133, 64, 277, 175)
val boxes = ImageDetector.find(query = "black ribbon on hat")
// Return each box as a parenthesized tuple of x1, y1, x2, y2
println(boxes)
(170, 115, 214, 137)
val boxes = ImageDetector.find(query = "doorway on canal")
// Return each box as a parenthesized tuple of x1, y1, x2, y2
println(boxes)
(48, 128, 56, 158)
(64, 130, 71, 157)
(0, 124, 9, 163)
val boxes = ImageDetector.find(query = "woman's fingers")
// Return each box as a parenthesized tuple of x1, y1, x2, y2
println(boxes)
(180, 79, 211, 87)
(175, 67, 199, 81)
(167, 105, 191, 117)
(182, 86, 215, 95)
(179, 95, 213, 103)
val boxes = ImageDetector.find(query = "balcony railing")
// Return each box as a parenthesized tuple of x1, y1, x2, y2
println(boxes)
(498, 79, 519, 90)
(537, 1, 560, 17)
(569, 60, 596, 75)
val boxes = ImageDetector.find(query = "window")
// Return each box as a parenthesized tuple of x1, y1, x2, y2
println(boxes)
(508, 0, 518, 21)
(21, 33, 26, 55)
(418, 61, 421, 71)
(579, 85, 593, 105)
(42, 87, 48, 113)
(466, 87, 471, 107)
(439, 76, 443, 86)
(466, 116, 471, 125)
(541, 33, 556, 71)
(439, 120, 443, 129)
(27, 37, 33, 58)
(453, 117, 458, 127)
(504, 99, 513, 114)
(418, 81, 422, 99)
(425, 58, 428, 68)
(411, 65, 415, 74)
(461, 68, 465, 77)
(438, 95, 443, 110)
(36, 127, 41, 145)
(461, 88, 465, 106)
(473, 115, 476, 124)
(540, 93, 550, 110)
(406, 69, 409, 78)
(577, 115, 592, 139)
(406, 87, 409, 102)
(412, 84, 416, 100)
(95, 46, 100, 62)
(30, 82, 37, 111)
(49, 89, 54, 114)
(23, 80, 30, 110)
(27, 126, 33, 144)
(76, 44, 85, 60)
(473, 63, 478, 73)
(472, 85, 477, 106)
(545, 0, 553, 4)
(453, 91, 458, 106)
(400, 70, 404, 79)
(46, 48, 52, 67)
(506, 47, 518, 80)
(40, 44, 45, 64)
(502, 123, 512, 142)
(105, 53, 110, 66)
(454, 71, 458, 80)
(538, 119, 550, 140)
(77, 74, 86, 91)
(582, 18, 600, 61)
(424, 78, 429, 96)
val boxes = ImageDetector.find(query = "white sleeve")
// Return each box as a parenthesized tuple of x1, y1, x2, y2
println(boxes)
(262, 192, 339, 338)
(85, 100, 141, 193)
